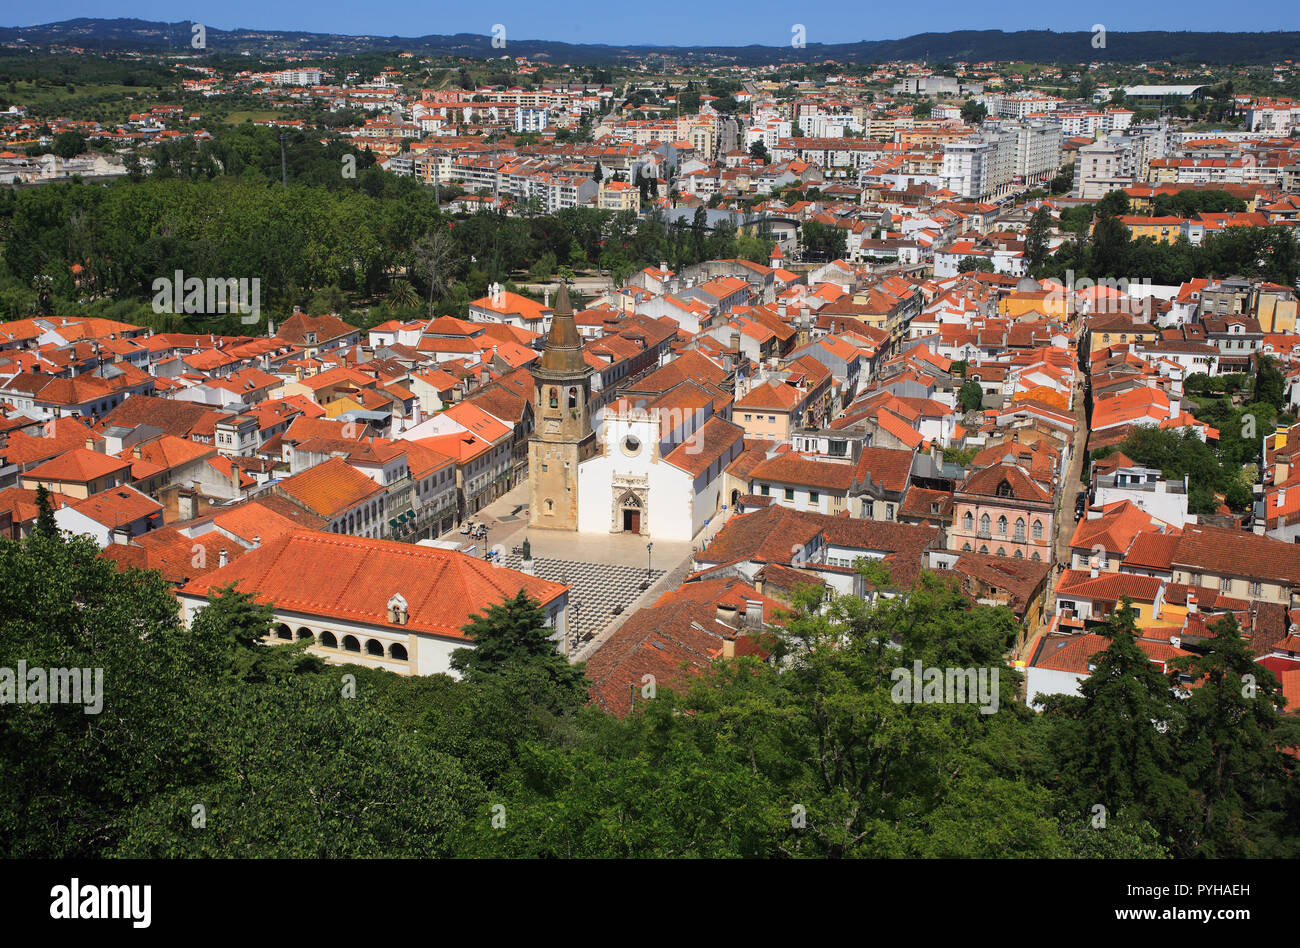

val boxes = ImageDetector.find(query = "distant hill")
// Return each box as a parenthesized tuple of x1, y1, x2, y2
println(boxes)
(1, 19, 1298, 65)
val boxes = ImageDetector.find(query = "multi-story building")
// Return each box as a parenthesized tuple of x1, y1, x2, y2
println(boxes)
(948, 462, 1055, 562)
(941, 132, 1015, 202)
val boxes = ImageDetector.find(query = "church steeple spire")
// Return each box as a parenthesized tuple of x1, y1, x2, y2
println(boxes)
(539, 281, 585, 374)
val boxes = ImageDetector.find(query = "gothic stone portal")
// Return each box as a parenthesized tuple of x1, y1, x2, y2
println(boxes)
(614, 488, 648, 535)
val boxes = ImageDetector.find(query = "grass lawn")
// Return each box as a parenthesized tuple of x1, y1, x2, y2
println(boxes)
(220, 110, 281, 125)
(13, 80, 165, 121)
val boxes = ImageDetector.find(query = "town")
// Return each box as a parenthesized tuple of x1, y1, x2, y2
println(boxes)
(1, 16, 1298, 863)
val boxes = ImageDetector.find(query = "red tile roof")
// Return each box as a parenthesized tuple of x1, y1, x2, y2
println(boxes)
(179, 530, 567, 642)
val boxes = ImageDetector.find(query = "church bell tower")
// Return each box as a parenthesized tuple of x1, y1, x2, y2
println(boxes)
(529, 282, 595, 530)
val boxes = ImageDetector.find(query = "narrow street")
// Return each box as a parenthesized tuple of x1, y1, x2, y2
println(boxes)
(1020, 370, 1089, 661)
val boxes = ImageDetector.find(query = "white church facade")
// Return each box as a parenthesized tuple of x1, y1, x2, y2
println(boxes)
(576, 386, 744, 542)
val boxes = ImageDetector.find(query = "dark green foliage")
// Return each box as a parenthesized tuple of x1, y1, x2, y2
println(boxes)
(450, 589, 590, 713)
(960, 99, 988, 124)
(1039, 603, 1193, 850)
(34, 483, 59, 540)
(1169, 614, 1299, 857)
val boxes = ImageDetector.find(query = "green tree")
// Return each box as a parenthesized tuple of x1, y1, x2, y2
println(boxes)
(749, 139, 769, 163)
(1256, 354, 1287, 410)
(449, 590, 588, 710)
(1040, 601, 1194, 852)
(34, 483, 59, 540)
(959, 379, 984, 412)
(50, 131, 87, 159)
(1168, 613, 1299, 857)
(0, 533, 213, 856)
(386, 278, 419, 309)
(960, 99, 988, 124)
(1026, 207, 1052, 274)
(116, 675, 483, 858)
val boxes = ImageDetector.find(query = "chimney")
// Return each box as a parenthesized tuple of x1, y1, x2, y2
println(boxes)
(177, 488, 196, 522)
(252, 535, 261, 549)
(218, 548, 228, 568)
(1279, 488, 1286, 507)
(1186, 591, 1197, 614)
(716, 602, 739, 627)
(111, 526, 131, 545)
(544, 288, 550, 308)
(744, 599, 763, 628)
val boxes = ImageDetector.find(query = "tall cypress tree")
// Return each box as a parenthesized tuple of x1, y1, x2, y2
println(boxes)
(34, 484, 59, 541)
(1044, 600, 1193, 847)
(1170, 613, 1298, 856)
(450, 590, 587, 703)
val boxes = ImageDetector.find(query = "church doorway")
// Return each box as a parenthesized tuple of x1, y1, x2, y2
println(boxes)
(617, 490, 644, 534)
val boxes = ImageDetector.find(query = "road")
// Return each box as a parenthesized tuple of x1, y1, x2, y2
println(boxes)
(1020, 369, 1089, 662)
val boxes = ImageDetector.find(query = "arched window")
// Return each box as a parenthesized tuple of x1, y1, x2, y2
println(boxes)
(997, 546, 1007, 557)
(1032, 519, 1043, 540)
(1014, 549, 1023, 559)
(1031, 551, 1041, 562)
(567, 387, 577, 410)
(979, 513, 990, 536)
(342, 635, 361, 653)
(296, 627, 314, 641)
(389, 643, 408, 661)
(1014, 517, 1026, 542)
(545, 499, 554, 513)
(962, 542, 972, 552)
(963, 511, 974, 532)
(365, 639, 385, 656)
(997, 515, 1008, 536)
(996, 479, 1014, 499)
(548, 386, 559, 409)
(979, 544, 989, 554)
(274, 624, 292, 640)
(320, 631, 338, 648)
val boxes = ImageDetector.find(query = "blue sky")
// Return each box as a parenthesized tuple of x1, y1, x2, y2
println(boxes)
(12, 2, 1300, 46)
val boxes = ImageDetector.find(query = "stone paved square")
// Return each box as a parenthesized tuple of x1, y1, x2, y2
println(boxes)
(498, 553, 665, 642)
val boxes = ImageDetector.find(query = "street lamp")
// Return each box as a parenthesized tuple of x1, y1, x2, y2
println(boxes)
(642, 541, 653, 589)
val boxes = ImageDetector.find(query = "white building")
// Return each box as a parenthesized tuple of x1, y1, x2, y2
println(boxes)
(576, 391, 744, 541)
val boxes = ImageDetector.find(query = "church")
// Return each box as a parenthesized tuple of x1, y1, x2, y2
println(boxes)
(529, 283, 744, 541)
